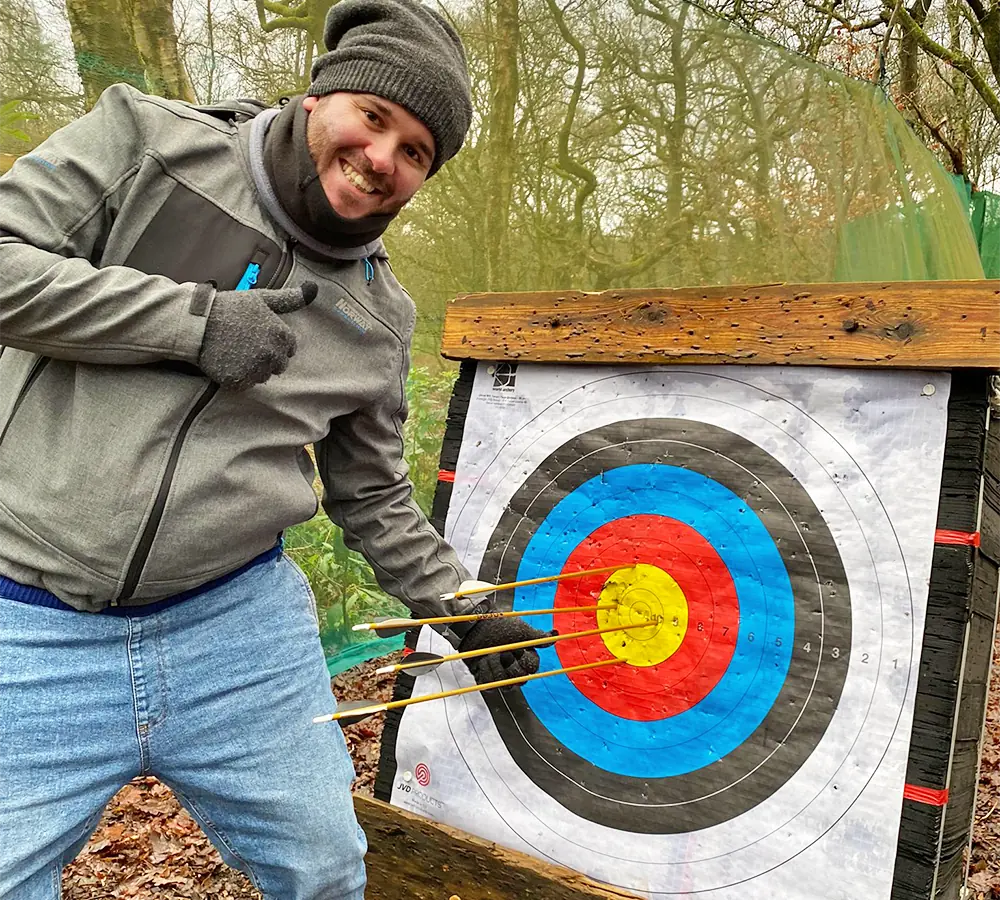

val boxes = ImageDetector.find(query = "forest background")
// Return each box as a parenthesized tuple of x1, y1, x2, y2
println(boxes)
(5, 0, 1000, 892)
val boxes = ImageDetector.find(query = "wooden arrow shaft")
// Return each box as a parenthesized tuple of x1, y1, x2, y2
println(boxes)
(387, 619, 652, 674)
(447, 564, 627, 600)
(362, 603, 618, 632)
(315, 658, 624, 723)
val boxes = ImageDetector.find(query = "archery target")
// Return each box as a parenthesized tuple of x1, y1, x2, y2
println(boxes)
(391, 365, 946, 897)
(477, 417, 850, 832)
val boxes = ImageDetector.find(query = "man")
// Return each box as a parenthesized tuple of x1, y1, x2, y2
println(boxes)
(0, 1, 547, 897)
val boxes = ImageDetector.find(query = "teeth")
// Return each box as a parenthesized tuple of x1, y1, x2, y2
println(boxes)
(341, 161, 376, 194)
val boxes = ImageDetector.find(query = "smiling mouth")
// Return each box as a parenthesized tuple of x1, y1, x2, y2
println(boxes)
(341, 159, 379, 195)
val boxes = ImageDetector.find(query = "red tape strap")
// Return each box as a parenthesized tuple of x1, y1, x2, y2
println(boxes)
(438, 470, 456, 483)
(934, 529, 980, 547)
(903, 784, 949, 806)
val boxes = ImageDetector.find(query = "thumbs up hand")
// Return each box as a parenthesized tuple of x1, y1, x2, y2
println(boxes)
(198, 282, 318, 390)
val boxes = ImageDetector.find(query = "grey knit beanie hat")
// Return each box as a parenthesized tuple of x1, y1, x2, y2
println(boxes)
(308, 0, 473, 176)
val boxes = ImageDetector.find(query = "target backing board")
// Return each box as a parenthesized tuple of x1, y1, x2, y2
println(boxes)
(380, 363, 952, 900)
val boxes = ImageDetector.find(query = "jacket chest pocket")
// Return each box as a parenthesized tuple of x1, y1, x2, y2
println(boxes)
(122, 180, 284, 291)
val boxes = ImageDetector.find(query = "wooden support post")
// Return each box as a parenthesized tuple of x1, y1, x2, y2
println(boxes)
(354, 795, 642, 900)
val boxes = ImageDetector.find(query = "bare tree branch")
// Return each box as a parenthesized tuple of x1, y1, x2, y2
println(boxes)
(965, 0, 988, 22)
(543, 0, 598, 237)
(910, 102, 965, 174)
(259, 0, 307, 17)
(895, 1, 1000, 125)
(803, 1, 888, 32)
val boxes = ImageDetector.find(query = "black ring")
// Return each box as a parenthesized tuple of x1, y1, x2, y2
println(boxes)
(475, 418, 852, 833)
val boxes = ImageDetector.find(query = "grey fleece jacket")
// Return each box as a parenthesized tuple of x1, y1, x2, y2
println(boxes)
(0, 83, 470, 613)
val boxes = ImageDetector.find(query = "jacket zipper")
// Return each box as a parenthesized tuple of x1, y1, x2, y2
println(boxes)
(115, 382, 219, 603)
(114, 239, 296, 604)
(0, 356, 50, 449)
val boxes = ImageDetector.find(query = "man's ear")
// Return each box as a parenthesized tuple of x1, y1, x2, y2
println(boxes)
(302, 95, 319, 113)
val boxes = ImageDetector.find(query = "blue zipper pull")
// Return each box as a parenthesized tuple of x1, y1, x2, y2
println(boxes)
(364, 257, 374, 285)
(236, 262, 261, 292)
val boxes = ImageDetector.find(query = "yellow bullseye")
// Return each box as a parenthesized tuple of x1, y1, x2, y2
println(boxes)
(597, 564, 687, 666)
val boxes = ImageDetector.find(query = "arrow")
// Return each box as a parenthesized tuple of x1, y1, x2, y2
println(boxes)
(440, 564, 630, 602)
(313, 658, 624, 725)
(375, 619, 655, 677)
(353, 603, 619, 637)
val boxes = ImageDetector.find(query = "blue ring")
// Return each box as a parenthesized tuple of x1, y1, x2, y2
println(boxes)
(511, 464, 795, 778)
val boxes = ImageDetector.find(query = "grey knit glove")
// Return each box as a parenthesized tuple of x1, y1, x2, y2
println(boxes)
(198, 282, 318, 390)
(455, 615, 556, 685)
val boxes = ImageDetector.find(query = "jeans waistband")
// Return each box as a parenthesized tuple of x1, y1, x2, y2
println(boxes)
(0, 545, 283, 616)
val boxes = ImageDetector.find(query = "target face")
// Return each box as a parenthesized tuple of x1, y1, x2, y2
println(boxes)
(479, 418, 850, 832)
(390, 365, 944, 897)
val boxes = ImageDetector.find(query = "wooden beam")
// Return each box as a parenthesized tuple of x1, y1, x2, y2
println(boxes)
(354, 795, 641, 899)
(440, 281, 1000, 368)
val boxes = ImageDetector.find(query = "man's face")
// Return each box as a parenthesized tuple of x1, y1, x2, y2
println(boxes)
(302, 92, 435, 219)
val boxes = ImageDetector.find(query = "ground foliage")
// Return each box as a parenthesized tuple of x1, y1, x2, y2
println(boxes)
(60, 638, 1000, 897)
(969, 632, 1000, 898)
(62, 651, 402, 899)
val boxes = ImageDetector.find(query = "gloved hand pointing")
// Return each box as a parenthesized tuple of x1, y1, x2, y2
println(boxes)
(198, 282, 318, 391)
(455, 613, 556, 685)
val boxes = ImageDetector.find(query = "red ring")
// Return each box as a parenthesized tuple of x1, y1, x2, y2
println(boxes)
(551, 515, 739, 721)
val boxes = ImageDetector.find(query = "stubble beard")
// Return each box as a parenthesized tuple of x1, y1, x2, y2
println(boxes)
(307, 124, 413, 218)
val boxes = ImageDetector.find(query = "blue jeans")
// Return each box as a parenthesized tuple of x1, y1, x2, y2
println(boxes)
(0, 555, 367, 900)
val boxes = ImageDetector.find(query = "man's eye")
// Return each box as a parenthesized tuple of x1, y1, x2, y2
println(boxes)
(364, 110, 379, 124)
(405, 147, 421, 162)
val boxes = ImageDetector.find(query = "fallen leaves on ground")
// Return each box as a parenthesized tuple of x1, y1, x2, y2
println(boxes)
(62, 650, 402, 900)
(60, 634, 1000, 898)
(970, 632, 1000, 899)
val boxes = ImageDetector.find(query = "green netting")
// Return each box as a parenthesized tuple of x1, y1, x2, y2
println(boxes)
(828, 92, 983, 282)
(389, 0, 983, 335)
(972, 191, 1000, 278)
(946, 174, 1000, 278)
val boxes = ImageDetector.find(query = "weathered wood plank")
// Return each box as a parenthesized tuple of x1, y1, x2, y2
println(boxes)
(355, 795, 641, 900)
(440, 281, 1000, 368)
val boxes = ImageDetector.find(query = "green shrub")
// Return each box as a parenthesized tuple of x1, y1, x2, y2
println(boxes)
(403, 365, 459, 515)
(283, 512, 406, 656)
(0, 100, 38, 145)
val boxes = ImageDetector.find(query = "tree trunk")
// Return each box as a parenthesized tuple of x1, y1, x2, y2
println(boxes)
(977, 2, 1000, 88)
(131, 0, 195, 102)
(483, 0, 520, 290)
(305, 0, 333, 56)
(899, 0, 931, 101)
(665, 4, 688, 229)
(64, 0, 146, 109)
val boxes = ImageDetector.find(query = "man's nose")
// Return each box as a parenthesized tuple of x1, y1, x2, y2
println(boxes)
(365, 137, 395, 176)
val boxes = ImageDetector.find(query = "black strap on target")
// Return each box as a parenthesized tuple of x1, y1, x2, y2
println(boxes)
(375, 361, 476, 802)
(891, 371, 999, 900)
